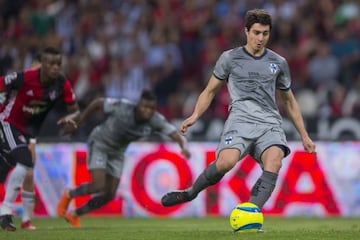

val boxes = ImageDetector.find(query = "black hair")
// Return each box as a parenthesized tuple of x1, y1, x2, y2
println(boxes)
(33, 52, 41, 62)
(140, 89, 157, 102)
(42, 46, 61, 56)
(245, 9, 272, 31)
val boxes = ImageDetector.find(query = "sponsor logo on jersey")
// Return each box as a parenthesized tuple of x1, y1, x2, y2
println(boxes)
(22, 100, 49, 115)
(269, 63, 278, 74)
(22, 105, 48, 115)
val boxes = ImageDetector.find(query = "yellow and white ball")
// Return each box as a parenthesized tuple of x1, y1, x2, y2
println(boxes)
(229, 202, 264, 233)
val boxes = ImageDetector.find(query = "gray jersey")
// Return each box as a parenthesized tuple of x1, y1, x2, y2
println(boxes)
(213, 47, 291, 127)
(88, 98, 176, 152)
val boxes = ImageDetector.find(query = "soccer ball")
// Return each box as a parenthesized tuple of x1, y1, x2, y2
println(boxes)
(229, 202, 263, 233)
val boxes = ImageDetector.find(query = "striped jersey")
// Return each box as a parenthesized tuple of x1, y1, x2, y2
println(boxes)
(0, 68, 76, 137)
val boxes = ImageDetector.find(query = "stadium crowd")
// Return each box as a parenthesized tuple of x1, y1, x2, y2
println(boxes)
(0, 0, 359, 140)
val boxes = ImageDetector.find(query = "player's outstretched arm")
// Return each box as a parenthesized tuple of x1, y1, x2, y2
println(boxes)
(180, 75, 224, 135)
(279, 89, 316, 153)
(76, 97, 105, 127)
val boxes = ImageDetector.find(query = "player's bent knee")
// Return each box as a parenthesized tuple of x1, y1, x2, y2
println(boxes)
(263, 159, 282, 173)
(216, 159, 236, 172)
(89, 182, 106, 193)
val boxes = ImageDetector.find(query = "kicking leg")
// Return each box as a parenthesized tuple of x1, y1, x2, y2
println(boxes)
(249, 146, 284, 208)
(161, 148, 240, 207)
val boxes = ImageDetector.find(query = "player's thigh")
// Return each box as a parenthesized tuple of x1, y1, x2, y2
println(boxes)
(104, 174, 120, 199)
(107, 154, 124, 180)
(87, 143, 109, 187)
(0, 122, 31, 165)
(89, 169, 107, 190)
(216, 135, 253, 171)
(216, 148, 241, 172)
(253, 127, 290, 171)
(103, 155, 123, 198)
(261, 146, 285, 172)
(87, 142, 107, 171)
(0, 154, 12, 183)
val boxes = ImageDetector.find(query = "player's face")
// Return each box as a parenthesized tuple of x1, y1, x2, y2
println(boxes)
(136, 99, 157, 122)
(245, 23, 270, 54)
(41, 53, 62, 79)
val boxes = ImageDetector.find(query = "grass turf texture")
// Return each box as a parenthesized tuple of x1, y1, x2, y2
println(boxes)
(1, 216, 359, 240)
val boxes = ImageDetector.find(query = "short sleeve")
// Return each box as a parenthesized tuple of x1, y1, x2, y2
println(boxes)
(150, 112, 177, 135)
(213, 50, 231, 81)
(276, 58, 291, 91)
(103, 98, 123, 114)
(62, 79, 77, 104)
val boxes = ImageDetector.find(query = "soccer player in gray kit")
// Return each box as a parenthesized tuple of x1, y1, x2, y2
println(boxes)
(57, 90, 191, 227)
(161, 9, 316, 215)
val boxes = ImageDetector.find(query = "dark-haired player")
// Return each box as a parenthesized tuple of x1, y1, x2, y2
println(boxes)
(57, 90, 191, 228)
(1, 53, 42, 230)
(161, 9, 316, 218)
(0, 47, 80, 231)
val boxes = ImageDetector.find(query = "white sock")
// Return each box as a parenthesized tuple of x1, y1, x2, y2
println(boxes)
(0, 164, 28, 215)
(21, 190, 35, 222)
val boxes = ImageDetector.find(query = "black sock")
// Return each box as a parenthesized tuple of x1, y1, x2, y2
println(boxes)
(75, 195, 108, 216)
(69, 183, 90, 198)
(249, 171, 278, 208)
(187, 162, 224, 199)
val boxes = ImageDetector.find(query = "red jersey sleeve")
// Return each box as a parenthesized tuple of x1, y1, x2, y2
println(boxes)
(63, 79, 77, 104)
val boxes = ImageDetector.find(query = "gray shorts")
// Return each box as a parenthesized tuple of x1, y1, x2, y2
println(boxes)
(216, 122, 290, 164)
(87, 140, 124, 179)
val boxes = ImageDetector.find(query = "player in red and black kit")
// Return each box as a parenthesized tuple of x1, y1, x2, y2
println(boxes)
(0, 47, 80, 231)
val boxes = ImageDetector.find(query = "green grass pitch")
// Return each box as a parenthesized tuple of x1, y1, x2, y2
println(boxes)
(1, 216, 359, 240)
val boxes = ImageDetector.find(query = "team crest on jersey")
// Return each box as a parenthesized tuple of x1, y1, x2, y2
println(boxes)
(268, 63, 278, 74)
(18, 135, 26, 143)
(225, 136, 233, 145)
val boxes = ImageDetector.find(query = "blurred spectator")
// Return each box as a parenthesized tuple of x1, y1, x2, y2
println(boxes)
(343, 73, 360, 118)
(1, 0, 360, 141)
(329, 26, 360, 87)
(308, 41, 340, 91)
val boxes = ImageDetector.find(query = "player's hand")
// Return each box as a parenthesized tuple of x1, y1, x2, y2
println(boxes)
(302, 135, 316, 153)
(181, 148, 191, 159)
(179, 116, 197, 135)
(57, 117, 78, 135)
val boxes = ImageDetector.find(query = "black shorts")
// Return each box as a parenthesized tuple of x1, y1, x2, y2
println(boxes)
(0, 121, 33, 174)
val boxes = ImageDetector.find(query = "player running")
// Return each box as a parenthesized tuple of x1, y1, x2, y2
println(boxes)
(57, 90, 191, 228)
